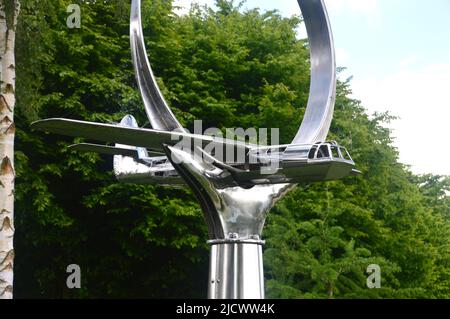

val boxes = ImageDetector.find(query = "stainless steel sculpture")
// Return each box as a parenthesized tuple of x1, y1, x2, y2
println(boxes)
(31, 0, 358, 299)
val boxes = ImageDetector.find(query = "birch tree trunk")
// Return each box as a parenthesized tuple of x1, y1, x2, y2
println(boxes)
(0, 0, 20, 299)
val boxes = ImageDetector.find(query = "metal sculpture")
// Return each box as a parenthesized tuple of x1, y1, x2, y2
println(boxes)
(31, 0, 358, 299)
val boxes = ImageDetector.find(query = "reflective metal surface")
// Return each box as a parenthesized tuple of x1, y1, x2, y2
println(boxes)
(208, 242, 264, 299)
(163, 0, 337, 298)
(130, 0, 336, 144)
(292, 0, 336, 145)
(113, 115, 184, 186)
(130, 0, 184, 132)
(31, 118, 252, 154)
(31, 0, 344, 299)
(164, 143, 292, 299)
(164, 146, 292, 240)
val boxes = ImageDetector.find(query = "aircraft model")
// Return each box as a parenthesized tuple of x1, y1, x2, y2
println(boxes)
(31, 0, 361, 299)
(31, 0, 359, 190)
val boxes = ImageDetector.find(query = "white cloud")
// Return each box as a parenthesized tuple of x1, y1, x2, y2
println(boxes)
(351, 64, 450, 175)
(399, 55, 418, 67)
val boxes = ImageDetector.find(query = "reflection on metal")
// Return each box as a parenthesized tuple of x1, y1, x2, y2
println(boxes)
(164, 145, 292, 239)
(113, 115, 183, 187)
(208, 241, 265, 299)
(32, 118, 252, 154)
(31, 0, 357, 299)
(292, 0, 336, 145)
(130, 0, 184, 132)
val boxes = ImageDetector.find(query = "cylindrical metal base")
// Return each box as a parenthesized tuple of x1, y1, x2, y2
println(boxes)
(208, 240, 265, 299)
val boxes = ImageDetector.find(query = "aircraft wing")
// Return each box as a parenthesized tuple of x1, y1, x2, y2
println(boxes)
(69, 143, 139, 157)
(31, 118, 254, 154)
(69, 143, 165, 157)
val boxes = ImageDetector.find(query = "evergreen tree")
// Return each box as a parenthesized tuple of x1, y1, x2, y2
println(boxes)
(11, 0, 449, 298)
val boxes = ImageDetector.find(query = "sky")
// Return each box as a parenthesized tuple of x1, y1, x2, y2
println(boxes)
(173, 0, 450, 176)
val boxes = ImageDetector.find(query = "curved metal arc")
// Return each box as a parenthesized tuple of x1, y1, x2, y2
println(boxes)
(130, 0, 184, 132)
(293, 0, 336, 145)
(127, 1, 337, 300)
(132, 0, 336, 145)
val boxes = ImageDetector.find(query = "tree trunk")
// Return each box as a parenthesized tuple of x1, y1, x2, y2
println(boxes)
(327, 282, 334, 299)
(0, 0, 20, 299)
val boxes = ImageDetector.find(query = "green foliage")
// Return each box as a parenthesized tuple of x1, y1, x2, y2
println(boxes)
(13, 0, 449, 298)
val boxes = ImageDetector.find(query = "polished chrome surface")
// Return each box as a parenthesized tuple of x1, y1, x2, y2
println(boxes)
(112, 115, 184, 186)
(164, 140, 293, 299)
(292, 0, 336, 145)
(69, 143, 165, 158)
(162, 0, 336, 298)
(164, 145, 292, 240)
(131, 0, 336, 144)
(208, 242, 264, 299)
(31, 118, 252, 154)
(30, 0, 344, 299)
(130, 0, 184, 132)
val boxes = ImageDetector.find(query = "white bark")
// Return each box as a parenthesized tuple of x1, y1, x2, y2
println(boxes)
(0, 0, 19, 299)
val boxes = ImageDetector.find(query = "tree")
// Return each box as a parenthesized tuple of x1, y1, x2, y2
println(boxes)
(0, 0, 20, 299)
(10, 0, 450, 298)
(264, 79, 450, 299)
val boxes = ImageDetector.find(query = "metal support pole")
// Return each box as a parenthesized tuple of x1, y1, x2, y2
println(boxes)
(208, 240, 265, 299)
